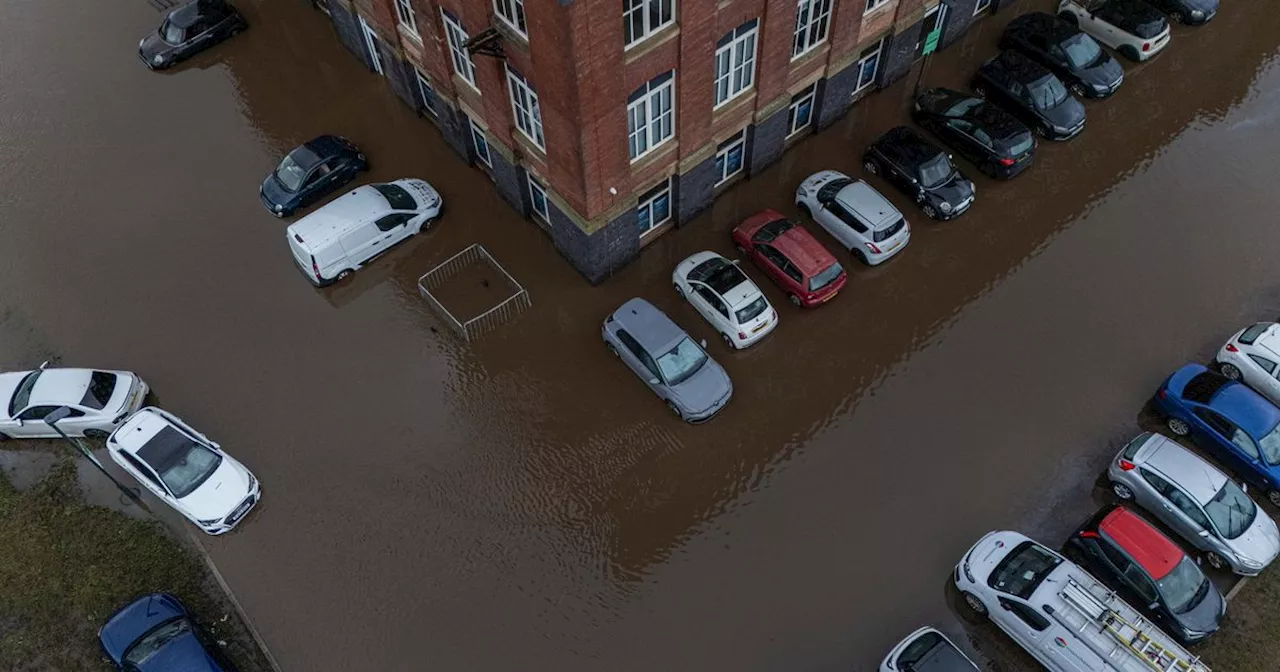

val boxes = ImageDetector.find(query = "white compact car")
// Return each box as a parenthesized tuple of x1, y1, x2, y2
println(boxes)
(287, 178, 443, 286)
(796, 170, 910, 266)
(1216, 322, 1280, 406)
(673, 251, 777, 349)
(880, 626, 978, 671)
(1058, 0, 1171, 62)
(108, 407, 259, 535)
(0, 366, 149, 440)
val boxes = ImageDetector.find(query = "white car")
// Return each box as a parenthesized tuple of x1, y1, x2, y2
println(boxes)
(795, 170, 910, 266)
(107, 407, 260, 535)
(0, 366, 149, 440)
(879, 626, 978, 671)
(1216, 322, 1280, 406)
(1058, 0, 1171, 62)
(673, 252, 777, 349)
(286, 178, 443, 286)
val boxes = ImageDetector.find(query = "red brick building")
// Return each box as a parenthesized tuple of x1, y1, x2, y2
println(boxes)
(315, 0, 1009, 282)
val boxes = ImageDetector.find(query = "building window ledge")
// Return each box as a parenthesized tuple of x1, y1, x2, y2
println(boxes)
(398, 24, 422, 46)
(454, 73, 481, 97)
(789, 43, 830, 71)
(863, 0, 896, 19)
(629, 140, 678, 175)
(639, 220, 675, 247)
(624, 24, 680, 65)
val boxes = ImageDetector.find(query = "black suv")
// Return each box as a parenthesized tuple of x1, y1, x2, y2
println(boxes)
(972, 50, 1086, 141)
(1000, 12, 1123, 99)
(862, 126, 975, 221)
(912, 88, 1035, 180)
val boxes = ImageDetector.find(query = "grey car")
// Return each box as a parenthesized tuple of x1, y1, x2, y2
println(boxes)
(1108, 431, 1280, 575)
(602, 298, 733, 423)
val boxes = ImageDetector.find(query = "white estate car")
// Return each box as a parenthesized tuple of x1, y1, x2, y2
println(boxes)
(1058, 0, 1171, 62)
(673, 251, 777, 349)
(0, 366, 148, 440)
(796, 170, 910, 266)
(1216, 322, 1280, 406)
(880, 626, 978, 671)
(108, 407, 260, 535)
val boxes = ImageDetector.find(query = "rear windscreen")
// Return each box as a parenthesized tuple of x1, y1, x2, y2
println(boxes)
(874, 218, 905, 243)
(1239, 323, 1270, 345)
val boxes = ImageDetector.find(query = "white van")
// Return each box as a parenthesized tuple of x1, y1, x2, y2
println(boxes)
(955, 531, 1209, 672)
(286, 178, 442, 286)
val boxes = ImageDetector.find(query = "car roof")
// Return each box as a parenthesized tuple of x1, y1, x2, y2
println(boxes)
(1253, 327, 1280, 358)
(836, 181, 901, 228)
(1009, 11, 1076, 40)
(303, 134, 348, 159)
(611, 298, 685, 354)
(875, 126, 943, 166)
(1142, 436, 1226, 503)
(28, 369, 94, 407)
(983, 49, 1052, 83)
(772, 225, 837, 276)
(111, 408, 175, 454)
(1211, 382, 1280, 438)
(1099, 507, 1184, 579)
(286, 185, 389, 250)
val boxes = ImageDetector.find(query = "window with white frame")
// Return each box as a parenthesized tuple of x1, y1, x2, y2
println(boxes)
(527, 174, 549, 221)
(624, 0, 675, 48)
(506, 67, 545, 148)
(714, 20, 758, 107)
(854, 38, 884, 94)
(394, 0, 418, 37)
(786, 84, 817, 137)
(973, 0, 992, 14)
(714, 130, 747, 186)
(442, 10, 477, 87)
(636, 178, 672, 235)
(415, 69, 437, 115)
(792, 0, 832, 58)
(469, 118, 492, 167)
(494, 0, 527, 35)
(865, 0, 891, 12)
(626, 71, 674, 161)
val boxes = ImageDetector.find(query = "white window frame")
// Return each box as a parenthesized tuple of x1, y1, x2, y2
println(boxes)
(394, 0, 419, 38)
(792, 0, 832, 59)
(714, 130, 747, 186)
(714, 20, 758, 108)
(527, 174, 549, 221)
(854, 38, 884, 94)
(494, 0, 528, 36)
(506, 67, 545, 149)
(626, 71, 675, 162)
(637, 178, 673, 236)
(358, 15, 384, 76)
(442, 10, 477, 88)
(623, 0, 675, 49)
(414, 68, 436, 116)
(973, 0, 992, 15)
(865, 0, 892, 13)
(469, 118, 492, 168)
(786, 84, 817, 138)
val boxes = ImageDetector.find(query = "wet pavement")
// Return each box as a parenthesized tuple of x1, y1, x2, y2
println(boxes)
(1, 0, 1279, 669)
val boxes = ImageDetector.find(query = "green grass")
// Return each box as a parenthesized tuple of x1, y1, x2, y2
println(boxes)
(1196, 570, 1280, 670)
(0, 459, 267, 671)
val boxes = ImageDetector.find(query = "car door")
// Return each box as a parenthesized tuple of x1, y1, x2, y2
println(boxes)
(1138, 467, 1207, 545)
(943, 119, 985, 164)
(1192, 408, 1267, 486)
(9, 405, 65, 437)
(54, 405, 98, 436)
(989, 596, 1060, 669)
(879, 148, 918, 197)
(338, 221, 382, 266)
(374, 212, 417, 248)
(616, 330, 663, 394)
(819, 201, 867, 251)
(690, 284, 731, 334)
(754, 244, 796, 294)
(299, 162, 336, 205)
(182, 17, 215, 56)
(1245, 353, 1280, 402)
(1089, 5, 1123, 47)
(1092, 539, 1151, 609)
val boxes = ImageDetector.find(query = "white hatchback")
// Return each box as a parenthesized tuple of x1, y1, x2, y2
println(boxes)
(673, 251, 777, 349)
(796, 170, 910, 266)
(108, 407, 260, 535)
(1216, 322, 1280, 406)
(1058, 0, 1171, 62)
(0, 366, 149, 440)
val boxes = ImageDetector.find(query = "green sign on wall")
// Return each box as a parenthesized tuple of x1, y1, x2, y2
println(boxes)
(921, 27, 943, 56)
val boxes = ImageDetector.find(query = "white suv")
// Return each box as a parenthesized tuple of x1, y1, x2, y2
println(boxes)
(1058, 0, 1171, 62)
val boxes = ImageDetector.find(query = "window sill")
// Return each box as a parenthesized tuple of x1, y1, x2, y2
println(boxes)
(789, 43, 830, 68)
(454, 73, 482, 97)
(639, 220, 675, 247)
(495, 19, 529, 51)
(624, 24, 680, 64)
(629, 139, 678, 173)
(398, 24, 422, 46)
(712, 89, 756, 120)
(713, 170, 745, 194)
(512, 129, 547, 163)
(863, 1, 894, 18)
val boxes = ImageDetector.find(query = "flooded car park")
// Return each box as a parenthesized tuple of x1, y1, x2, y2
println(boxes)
(1, 0, 1279, 669)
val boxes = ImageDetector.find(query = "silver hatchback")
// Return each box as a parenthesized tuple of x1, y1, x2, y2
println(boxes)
(1108, 431, 1280, 575)
(602, 298, 733, 423)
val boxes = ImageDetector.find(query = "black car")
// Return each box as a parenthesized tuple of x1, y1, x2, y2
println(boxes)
(260, 135, 368, 217)
(912, 88, 1036, 180)
(1000, 12, 1123, 99)
(1066, 506, 1225, 645)
(139, 0, 247, 70)
(862, 126, 975, 221)
(972, 50, 1086, 141)
(1146, 0, 1217, 24)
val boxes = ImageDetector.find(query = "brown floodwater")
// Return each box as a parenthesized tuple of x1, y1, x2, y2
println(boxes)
(1, 0, 1278, 669)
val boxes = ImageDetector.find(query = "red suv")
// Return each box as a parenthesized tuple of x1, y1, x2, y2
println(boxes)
(732, 209, 846, 307)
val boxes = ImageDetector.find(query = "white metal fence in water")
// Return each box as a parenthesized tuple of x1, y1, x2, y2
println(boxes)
(418, 244, 531, 342)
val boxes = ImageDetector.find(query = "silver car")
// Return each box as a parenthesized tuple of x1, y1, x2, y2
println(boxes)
(879, 626, 978, 672)
(602, 298, 733, 423)
(1108, 431, 1280, 575)
(795, 170, 911, 266)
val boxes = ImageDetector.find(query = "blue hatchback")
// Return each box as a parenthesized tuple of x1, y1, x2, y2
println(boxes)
(259, 134, 367, 217)
(99, 593, 229, 671)
(1154, 363, 1280, 507)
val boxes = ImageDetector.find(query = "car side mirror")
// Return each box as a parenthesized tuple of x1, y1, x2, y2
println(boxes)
(38, 360, 49, 370)
(699, 339, 707, 348)
(1197, 529, 1210, 538)
(1149, 601, 1160, 611)
(1241, 482, 1249, 493)
(648, 378, 660, 385)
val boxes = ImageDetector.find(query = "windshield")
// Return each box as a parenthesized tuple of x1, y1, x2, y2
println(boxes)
(124, 617, 192, 665)
(138, 426, 222, 498)
(1028, 76, 1068, 111)
(1061, 34, 1102, 69)
(81, 372, 119, 411)
(734, 297, 768, 324)
(159, 19, 184, 45)
(1157, 557, 1208, 614)
(988, 541, 1062, 599)
(9, 371, 40, 417)
(896, 631, 971, 672)
(1258, 424, 1280, 464)
(274, 149, 317, 191)
(373, 183, 418, 210)
(1204, 480, 1258, 540)
(873, 218, 905, 243)
(1000, 132, 1035, 158)
(808, 262, 844, 292)
(655, 338, 707, 386)
(917, 154, 953, 189)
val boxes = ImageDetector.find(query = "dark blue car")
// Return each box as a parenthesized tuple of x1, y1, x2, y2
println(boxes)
(99, 593, 230, 671)
(1153, 363, 1280, 507)
(259, 135, 366, 217)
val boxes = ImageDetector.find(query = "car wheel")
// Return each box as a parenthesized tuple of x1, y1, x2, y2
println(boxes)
(721, 333, 736, 348)
(1170, 11, 1185, 24)
(1205, 551, 1226, 570)
(1120, 45, 1141, 62)
(863, 159, 879, 175)
(1111, 481, 1135, 501)
(0, 432, 8, 442)
(1057, 11, 1079, 26)
(1167, 417, 1191, 436)
(972, 83, 988, 98)
(666, 401, 684, 420)
(1268, 490, 1280, 509)
(735, 244, 748, 256)
(923, 204, 938, 219)
(84, 429, 109, 440)
(853, 249, 869, 266)
(1070, 82, 1088, 98)
(673, 283, 685, 299)
(606, 342, 619, 358)
(961, 591, 989, 617)
(336, 270, 352, 282)
(788, 294, 801, 307)
(1218, 362, 1243, 380)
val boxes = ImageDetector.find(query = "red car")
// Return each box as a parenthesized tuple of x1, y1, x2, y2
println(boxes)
(732, 209, 847, 307)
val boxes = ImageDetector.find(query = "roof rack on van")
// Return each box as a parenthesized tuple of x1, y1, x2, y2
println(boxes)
(1052, 576, 1209, 672)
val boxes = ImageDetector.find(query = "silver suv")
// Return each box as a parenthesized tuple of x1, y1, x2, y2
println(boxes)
(1108, 431, 1280, 575)
(602, 298, 733, 423)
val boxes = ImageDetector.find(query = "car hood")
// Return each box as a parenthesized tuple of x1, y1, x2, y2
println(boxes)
(927, 174, 974, 207)
(259, 172, 294, 207)
(177, 457, 252, 521)
(1228, 508, 1280, 565)
(669, 359, 732, 414)
(1078, 55, 1124, 89)
(138, 32, 175, 60)
(1172, 582, 1224, 636)
(1041, 96, 1086, 130)
(100, 594, 186, 662)
(138, 631, 224, 672)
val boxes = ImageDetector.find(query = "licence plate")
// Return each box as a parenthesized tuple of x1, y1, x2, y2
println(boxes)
(752, 321, 768, 333)
(821, 291, 838, 303)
